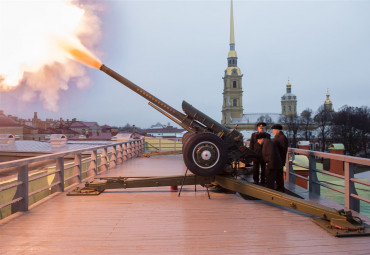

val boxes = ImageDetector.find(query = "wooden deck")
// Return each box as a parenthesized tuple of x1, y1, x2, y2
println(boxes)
(0, 155, 369, 255)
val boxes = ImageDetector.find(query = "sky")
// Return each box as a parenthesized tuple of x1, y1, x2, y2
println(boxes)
(0, 0, 369, 129)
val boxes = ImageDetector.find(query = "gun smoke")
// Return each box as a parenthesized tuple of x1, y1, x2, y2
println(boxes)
(0, 0, 102, 111)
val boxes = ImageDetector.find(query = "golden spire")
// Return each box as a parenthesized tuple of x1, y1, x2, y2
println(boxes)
(230, 0, 235, 45)
(228, 0, 237, 58)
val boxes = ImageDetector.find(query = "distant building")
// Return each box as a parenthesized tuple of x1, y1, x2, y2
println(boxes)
(319, 89, 335, 124)
(43, 127, 79, 139)
(23, 125, 40, 141)
(70, 121, 101, 135)
(69, 132, 112, 141)
(0, 111, 23, 139)
(220, 1, 284, 131)
(324, 90, 334, 112)
(146, 123, 185, 138)
(101, 125, 112, 133)
(281, 80, 297, 116)
(0, 110, 118, 142)
(30, 112, 60, 130)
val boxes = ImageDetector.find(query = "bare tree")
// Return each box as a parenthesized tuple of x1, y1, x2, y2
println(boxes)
(332, 106, 370, 157)
(354, 106, 370, 156)
(300, 108, 314, 140)
(280, 114, 300, 148)
(314, 105, 332, 152)
(330, 106, 358, 155)
(119, 123, 143, 133)
(257, 114, 273, 125)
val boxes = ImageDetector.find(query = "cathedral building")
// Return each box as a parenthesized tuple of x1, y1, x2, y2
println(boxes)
(221, 0, 243, 126)
(221, 0, 282, 131)
(220, 0, 338, 141)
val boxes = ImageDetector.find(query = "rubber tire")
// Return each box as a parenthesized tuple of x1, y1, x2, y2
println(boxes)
(183, 133, 227, 176)
(182, 132, 197, 155)
(182, 132, 195, 147)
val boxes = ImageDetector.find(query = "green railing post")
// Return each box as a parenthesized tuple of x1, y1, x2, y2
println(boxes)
(344, 162, 359, 211)
(286, 151, 295, 184)
(308, 152, 320, 195)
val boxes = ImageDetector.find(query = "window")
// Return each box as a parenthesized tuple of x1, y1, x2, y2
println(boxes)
(288, 106, 291, 112)
(233, 81, 237, 88)
(233, 99, 237, 106)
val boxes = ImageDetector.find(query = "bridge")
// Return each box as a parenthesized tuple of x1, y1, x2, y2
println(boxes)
(0, 138, 369, 254)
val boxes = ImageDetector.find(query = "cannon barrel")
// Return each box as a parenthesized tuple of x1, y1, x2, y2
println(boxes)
(100, 64, 231, 134)
(182, 101, 230, 135)
(100, 64, 187, 123)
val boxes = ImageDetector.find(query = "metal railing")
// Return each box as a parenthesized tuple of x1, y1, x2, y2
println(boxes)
(285, 148, 370, 214)
(144, 137, 183, 152)
(0, 139, 144, 219)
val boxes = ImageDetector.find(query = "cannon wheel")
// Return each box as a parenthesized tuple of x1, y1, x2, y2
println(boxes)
(183, 133, 227, 176)
(182, 132, 196, 146)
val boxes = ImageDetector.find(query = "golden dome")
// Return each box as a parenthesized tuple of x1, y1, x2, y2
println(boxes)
(325, 91, 332, 105)
(286, 80, 291, 88)
(325, 99, 332, 104)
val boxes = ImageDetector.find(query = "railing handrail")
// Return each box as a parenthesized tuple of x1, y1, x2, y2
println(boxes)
(144, 137, 182, 152)
(0, 140, 142, 171)
(288, 148, 370, 165)
(0, 139, 145, 220)
(286, 147, 370, 214)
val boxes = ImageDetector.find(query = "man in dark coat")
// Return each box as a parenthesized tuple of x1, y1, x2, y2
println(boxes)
(249, 122, 271, 184)
(272, 124, 289, 192)
(255, 133, 281, 190)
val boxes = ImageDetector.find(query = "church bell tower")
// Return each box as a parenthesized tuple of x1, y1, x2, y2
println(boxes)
(281, 80, 297, 116)
(221, 0, 243, 125)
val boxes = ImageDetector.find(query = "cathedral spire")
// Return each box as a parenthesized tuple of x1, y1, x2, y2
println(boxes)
(230, 0, 235, 48)
(228, 0, 237, 65)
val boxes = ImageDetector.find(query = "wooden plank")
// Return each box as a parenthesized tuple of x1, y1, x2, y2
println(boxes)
(0, 155, 369, 254)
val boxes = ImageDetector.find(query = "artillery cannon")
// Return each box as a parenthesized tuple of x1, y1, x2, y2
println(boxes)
(69, 64, 370, 237)
(99, 65, 255, 177)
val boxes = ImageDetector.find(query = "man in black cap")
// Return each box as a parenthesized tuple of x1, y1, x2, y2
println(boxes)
(249, 122, 271, 184)
(255, 132, 281, 189)
(272, 124, 288, 192)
